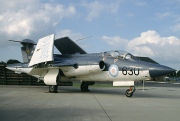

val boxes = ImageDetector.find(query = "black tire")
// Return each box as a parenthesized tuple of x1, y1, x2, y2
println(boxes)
(125, 89, 133, 97)
(80, 83, 90, 92)
(49, 85, 58, 93)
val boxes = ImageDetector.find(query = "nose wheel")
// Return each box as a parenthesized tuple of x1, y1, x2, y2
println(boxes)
(125, 86, 136, 97)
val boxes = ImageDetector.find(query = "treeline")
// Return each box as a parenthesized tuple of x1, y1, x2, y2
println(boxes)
(168, 71, 180, 77)
(0, 59, 20, 65)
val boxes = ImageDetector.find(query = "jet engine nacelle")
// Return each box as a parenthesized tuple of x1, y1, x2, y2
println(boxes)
(60, 61, 105, 77)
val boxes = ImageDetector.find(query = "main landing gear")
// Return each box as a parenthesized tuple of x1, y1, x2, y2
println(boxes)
(125, 86, 136, 97)
(49, 85, 58, 93)
(80, 81, 95, 92)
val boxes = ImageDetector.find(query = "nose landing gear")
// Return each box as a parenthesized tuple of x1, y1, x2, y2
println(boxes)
(125, 86, 136, 97)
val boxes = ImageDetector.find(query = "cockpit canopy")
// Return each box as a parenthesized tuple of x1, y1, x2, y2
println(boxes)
(102, 50, 139, 61)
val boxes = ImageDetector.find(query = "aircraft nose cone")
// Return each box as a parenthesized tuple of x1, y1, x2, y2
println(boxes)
(149, 64, 176, 78)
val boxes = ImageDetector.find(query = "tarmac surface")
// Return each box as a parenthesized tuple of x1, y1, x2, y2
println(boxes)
(0, 82, 180, 121)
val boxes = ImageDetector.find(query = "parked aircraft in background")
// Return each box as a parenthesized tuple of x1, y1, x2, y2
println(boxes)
(7, 34, 176, 97)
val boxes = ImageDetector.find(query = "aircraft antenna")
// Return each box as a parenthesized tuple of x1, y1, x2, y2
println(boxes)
(75, 36, 92, 42)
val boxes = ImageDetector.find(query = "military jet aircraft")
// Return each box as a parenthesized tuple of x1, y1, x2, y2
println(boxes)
(6, 34, 176, 97)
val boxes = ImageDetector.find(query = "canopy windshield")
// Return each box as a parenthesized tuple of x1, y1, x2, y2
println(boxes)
(102, 50, 139, 60)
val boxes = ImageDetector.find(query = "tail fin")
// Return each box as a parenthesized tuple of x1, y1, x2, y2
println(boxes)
(9, 39, 36, 63)
(21, 39, 36, 63)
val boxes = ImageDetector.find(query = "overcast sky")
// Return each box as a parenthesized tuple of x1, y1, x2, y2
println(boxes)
(0, 0, 180, 70)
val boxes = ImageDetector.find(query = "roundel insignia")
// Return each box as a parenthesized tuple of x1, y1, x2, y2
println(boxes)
(108, 64, 119, 77)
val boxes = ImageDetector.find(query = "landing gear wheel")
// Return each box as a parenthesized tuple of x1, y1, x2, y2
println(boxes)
(49, 85, 58, 93)
(81, 82, 90, 92)
(125, 89, 133, 97)
(125, 86, 136, 97)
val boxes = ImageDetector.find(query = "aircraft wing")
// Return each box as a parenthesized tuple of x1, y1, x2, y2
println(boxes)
(29, 34, 54, 67)
(54, 37, 87, 54)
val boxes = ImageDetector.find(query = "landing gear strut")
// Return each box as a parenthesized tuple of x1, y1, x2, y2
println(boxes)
(125, 86, 136, 97)
(80, 81, 95, 92)
(49, 85, 58, 93)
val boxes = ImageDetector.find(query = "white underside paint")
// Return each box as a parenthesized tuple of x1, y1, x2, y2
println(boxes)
(89, 70, 149, 81)
(113, 81, 134, 86)
(60, 70, 151, 82)
(44, 69, 59, 85)
(60, 65, 102, 77)
(6, 67, 33, 74)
